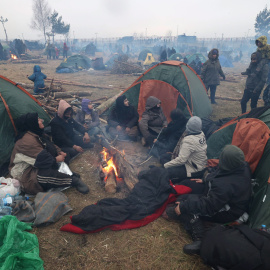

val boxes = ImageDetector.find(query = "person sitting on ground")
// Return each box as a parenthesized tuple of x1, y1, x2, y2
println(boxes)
(240, 52, 268, 113)
(75, 98, 100, 142)
(151, 108, 187, 165)
(107, 95, 139, 141)
(164, 145, 252, 255)
(164, 116, 207, 183)
(28, 65, 47, 95)
(50, 100, 93, 159)
(139, 96, 167, 147)
(9, 113, 89, 195)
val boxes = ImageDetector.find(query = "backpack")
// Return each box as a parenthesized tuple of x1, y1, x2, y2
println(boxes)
(200, 224, 270, 270)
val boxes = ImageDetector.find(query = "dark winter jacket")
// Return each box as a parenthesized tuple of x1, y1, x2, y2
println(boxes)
(108, 96, 139, 129)
(139, 96, 167, 142)
(50, 100, 86, 148)
(244, 52, 269, 93)
(179, 162, 252, 219)
(28, 65, 47, 94)
(201, 49, 225, 88)
(75, 109, 100, 129)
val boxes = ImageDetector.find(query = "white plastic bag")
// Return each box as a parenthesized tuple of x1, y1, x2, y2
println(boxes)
(58, 162, 72, 176)
(0, 177, 20, 199)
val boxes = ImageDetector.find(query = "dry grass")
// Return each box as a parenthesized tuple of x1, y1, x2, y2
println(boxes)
(0, 54, 258, 269)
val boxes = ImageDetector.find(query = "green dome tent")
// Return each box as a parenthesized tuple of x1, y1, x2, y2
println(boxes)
(102, 61, 212, 120)
(0, 75, 50, 174)
(168, 53, 183, 61)
(206, 107, 270, 229)
(56, 54, 92, 73)
(187, 53, 207, 64)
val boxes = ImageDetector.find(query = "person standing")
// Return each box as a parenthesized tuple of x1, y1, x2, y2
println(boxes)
(63, 42, 69, 59)
(201, 48, 225, 104)
(241, 52, 268, 113)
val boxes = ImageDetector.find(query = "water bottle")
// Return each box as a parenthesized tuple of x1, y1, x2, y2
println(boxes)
(260, 224, 267, 231)
(1, 195, 29, 206)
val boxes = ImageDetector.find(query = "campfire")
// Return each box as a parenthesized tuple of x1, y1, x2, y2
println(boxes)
(99, 143, 139, 193)
(11, 54, 18, 60)
(100, 147, 123, 193)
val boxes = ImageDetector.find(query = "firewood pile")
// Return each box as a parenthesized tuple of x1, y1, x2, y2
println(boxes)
(111, 54, 143, 74)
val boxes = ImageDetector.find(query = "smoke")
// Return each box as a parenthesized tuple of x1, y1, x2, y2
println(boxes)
(102, 0, 129, 15)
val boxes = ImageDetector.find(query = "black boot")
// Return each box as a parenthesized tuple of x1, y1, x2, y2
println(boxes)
(183, 216, 204, 255)
(72, 175, 89, 194)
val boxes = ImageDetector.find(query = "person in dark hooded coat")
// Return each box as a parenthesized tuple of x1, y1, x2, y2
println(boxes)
(50, 100, 93, 159)
(164, 145, 252, 255)
(201, 48, 225, 104)
(9, 113, 89, 195)
(107, 95, 139, 141)
(139, 96, 167, 147)
(28, 65, 47, 94)
(241, 51, 269, 113)
(151, 108, 187, 164)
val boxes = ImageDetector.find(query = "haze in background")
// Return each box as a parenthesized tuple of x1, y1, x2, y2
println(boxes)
(1, 0, 268, 40)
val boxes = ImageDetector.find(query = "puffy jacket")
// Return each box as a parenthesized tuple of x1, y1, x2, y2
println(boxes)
(201, 48, 225, 88)
(28, 65, 47, 93)
(256, 36, 270, 60)
(164, 132, 207, 176)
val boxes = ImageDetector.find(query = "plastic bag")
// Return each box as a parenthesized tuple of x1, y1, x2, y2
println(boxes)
(0, 177, 20, 200)
(0, 215, 44, 269)
(58, 162, 72, 176)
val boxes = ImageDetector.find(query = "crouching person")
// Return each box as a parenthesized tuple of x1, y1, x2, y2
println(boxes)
(164, 145, 252, 255)
(75, 98, 100, 141)
(50, 100, 93, 159)
(9, 113, 89, 195)
(164, 116, 207, 183)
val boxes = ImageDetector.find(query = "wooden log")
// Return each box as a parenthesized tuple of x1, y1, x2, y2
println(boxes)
(11, 59, 47, 64)
(96, 91, 122, 115)
(45, 78, 124, 90)
(53, 91, 92, 99)
(105, 170, 117, 194)
(113, 60, 144, 71)
(215, 96, 241, 101)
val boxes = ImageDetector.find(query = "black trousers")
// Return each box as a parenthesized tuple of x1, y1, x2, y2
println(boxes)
(207, 85, 217, 104)
(241, 89, 261, 113)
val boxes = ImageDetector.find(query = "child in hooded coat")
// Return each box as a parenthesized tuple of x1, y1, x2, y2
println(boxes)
(28, 65, 47, 94)
(75, 98, 100, 141)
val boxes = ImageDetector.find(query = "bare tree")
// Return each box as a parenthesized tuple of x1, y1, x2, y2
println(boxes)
(31, 0, 51, 42)
(0, 16, 8, 42)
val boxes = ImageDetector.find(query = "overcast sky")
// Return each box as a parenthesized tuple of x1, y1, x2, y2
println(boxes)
(1, 0, 269, 41)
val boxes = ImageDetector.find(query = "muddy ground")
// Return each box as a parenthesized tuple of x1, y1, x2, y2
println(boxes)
(0, 53, 263, 270)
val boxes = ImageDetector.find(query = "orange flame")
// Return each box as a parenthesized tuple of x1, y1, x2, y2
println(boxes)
(11, 54, 17, 60)
(100, 148, 118, 177)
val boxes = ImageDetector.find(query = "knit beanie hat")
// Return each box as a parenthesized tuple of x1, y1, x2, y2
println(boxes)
(219, 145, 245, 172)
(186, 116, 202, 134)
(212, 49, 218, 55)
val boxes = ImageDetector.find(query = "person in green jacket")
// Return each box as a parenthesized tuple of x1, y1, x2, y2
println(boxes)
(201, 48, 225, 104)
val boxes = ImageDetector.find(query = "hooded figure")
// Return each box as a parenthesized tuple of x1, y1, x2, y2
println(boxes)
(139, 96, 167, 146)
(9, 112, 89, 195)
(255, 36, 270, 60)
(75, 98, 100, 139)
(164, 145, 252, 255)
(50, 100, 92, 159)
(164, 116, 207, 182)
(241, 51, 269, 113)
(201, 48, 225, 104)
(151, 108, 187, 164)
(28, 65, 47, 94)
(108, 95, 139, 141)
